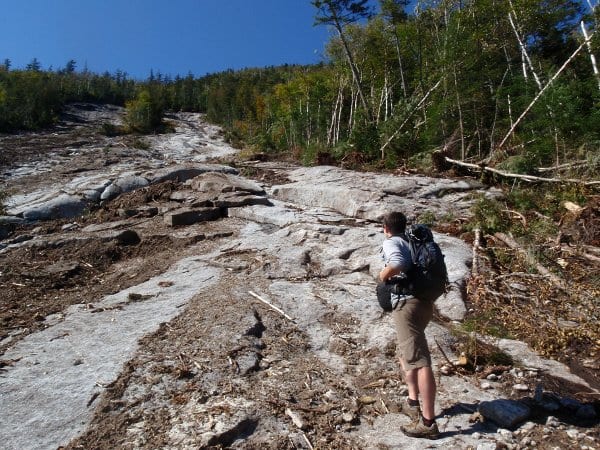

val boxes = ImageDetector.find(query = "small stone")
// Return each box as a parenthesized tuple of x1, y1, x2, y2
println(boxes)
(480, 381, 492, 390)
(323, 390, 339, 402)
(520, 421, 536, 432)
(61, 223, 78, 231)
(486, 374, 499, 381)
(285, 408, 307, 430)
(476, 444, 496, 450)
(566, 428, 580, 440)
(440, 364, 453, 375)
(357, 395, 376, 405)
(342, 412, 356, 423)
(545, 416, 560, 427)
(513, 383, 529, 392)
(497, 428, 513, 440)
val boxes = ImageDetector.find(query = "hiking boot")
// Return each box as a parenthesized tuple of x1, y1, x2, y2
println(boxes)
(399, 398, 421, 421)
(401, 419, 440, 439)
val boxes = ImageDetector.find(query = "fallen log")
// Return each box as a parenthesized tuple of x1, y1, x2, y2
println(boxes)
(441, 155, 600, 186)
(559, 244, 600, 263)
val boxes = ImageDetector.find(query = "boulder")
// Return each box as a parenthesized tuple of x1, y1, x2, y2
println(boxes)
(99, 183, 122, 201)
(148, 164, 238, 184)
(188, 172, 265, 195)
(114, 175, 149, 193)
(21, 194, 89, 221)
(214, 192, 271, 208)
(163, 207, 222, 226)
(100, 175, 149, 201)
(478, 399, 531, 428)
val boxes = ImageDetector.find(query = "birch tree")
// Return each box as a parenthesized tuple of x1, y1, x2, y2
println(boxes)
(312, 0, 374, 122)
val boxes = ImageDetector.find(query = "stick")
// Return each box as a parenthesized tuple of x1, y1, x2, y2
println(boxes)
(493, 232, 568, 292)
(560, 245, 600, 263)
(472, 228, 482, 277)
(502, 209, 527, 227)
(248, 291, 295, 322)
(434, 337, 455, 367)
(301, 432, 314, 450)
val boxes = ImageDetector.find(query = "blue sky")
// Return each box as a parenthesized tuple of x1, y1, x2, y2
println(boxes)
(0, 0, 367, 80)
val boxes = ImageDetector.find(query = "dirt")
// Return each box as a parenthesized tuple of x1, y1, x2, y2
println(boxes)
(1, 106, 599, 449)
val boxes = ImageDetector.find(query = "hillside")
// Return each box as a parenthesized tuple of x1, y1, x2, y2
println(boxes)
(0, 104, 598, 449)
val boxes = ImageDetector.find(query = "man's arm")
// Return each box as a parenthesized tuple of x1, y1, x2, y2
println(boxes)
(379, 265, 401, 282)
(379, 237, 411, 282)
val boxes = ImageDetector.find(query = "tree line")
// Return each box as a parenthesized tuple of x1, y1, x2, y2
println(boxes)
(1, 0, 599, 176)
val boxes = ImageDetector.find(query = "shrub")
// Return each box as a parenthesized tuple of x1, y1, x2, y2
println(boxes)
(100, 122, 124, 137)
(470, 196, 509, 234)
(124, 90, 163, 133)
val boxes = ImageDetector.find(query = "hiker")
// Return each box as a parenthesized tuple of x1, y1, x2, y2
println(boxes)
(377, 211, 439, 439)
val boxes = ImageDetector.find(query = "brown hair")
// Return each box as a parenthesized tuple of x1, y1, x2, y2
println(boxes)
(382, 211, 407, 235)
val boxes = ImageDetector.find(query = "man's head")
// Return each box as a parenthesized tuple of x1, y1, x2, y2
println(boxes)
(382, 211, 407, 236)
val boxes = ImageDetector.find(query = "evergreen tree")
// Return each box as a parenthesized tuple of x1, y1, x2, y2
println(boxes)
(26, 58, 42, 71)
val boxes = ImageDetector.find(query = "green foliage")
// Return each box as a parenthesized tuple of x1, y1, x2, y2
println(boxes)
(471, 197, 508, 234)
(100, 122, 124, 137)
(0, 70, 62, 131)
(460, 312, 513, 340)
(349, 121, 379, 160)
(300, 144, 320, 166)
(124, 89, 164, 133)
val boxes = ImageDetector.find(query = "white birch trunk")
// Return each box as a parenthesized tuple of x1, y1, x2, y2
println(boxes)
(581, 21, 600, 92)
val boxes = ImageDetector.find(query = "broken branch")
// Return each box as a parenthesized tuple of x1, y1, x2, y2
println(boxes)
(248, 291, 295, 323)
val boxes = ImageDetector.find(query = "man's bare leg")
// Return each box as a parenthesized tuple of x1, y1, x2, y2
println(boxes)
(417, 366, 436, 420)
(404, 367, 419, 402)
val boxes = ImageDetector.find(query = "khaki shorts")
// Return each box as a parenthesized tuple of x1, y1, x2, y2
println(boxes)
(392, 298, 434, 370)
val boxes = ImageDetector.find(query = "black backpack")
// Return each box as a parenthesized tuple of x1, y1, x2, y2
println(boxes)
(403, 224, 448, 301)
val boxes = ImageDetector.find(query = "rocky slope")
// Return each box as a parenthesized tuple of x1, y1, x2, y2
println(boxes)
(0, 104, 597, 450)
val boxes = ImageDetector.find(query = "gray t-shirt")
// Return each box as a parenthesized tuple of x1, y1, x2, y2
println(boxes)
(381, 235, 412, 273)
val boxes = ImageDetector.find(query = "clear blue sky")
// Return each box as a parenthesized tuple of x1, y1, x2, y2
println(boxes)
(0, 0, 367, 80)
